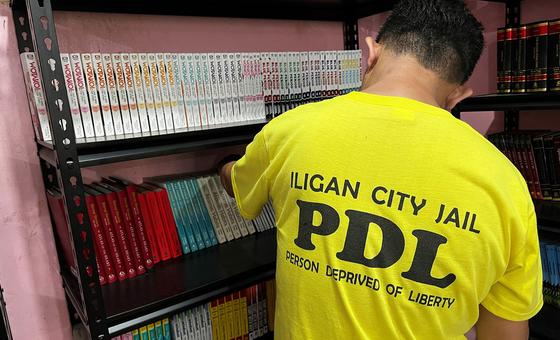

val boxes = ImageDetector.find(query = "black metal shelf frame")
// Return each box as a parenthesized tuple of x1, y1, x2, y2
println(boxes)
(9, 0, 390, 338)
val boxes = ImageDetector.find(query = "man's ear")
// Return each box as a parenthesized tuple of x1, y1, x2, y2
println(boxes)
(445, 85, 473, 111)
(365, 36, 381, 71)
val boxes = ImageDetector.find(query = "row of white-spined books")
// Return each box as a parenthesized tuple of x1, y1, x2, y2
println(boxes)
(111, 280, 275, 340)
(20, 50, 362, 143)
(47, 174, 275, 285)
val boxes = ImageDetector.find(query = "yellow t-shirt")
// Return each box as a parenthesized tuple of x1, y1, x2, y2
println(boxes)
(231, 92, 543, 339)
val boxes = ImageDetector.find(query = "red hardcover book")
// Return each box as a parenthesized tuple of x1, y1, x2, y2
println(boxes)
(99, 181, 146, 274)
(142, 183, 182, 258)
(140, 185, 172, 261)
(137, 189, 161, 264)
(94, 244, 107, 286)
(85, 186, 127, 281)
(514, 133, 536, 199)
(526, 134, 544, 199)
(90, 184, 137, 279)
(85, 192, 117, 284)
(106, 177, 154, 269)
(46, 188, 77, 275)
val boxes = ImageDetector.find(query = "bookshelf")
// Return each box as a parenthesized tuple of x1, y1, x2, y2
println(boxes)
(9, 0, 389, 338)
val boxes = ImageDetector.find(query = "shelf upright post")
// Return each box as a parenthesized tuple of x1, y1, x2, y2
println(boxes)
(0, 285, 13, 340)
(505, 0, 521, 28)
(10, 0, 108, 338)
(343, 18, 359, 51)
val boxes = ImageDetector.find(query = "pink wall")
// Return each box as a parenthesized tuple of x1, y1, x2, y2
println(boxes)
(1, 1, 559, 339)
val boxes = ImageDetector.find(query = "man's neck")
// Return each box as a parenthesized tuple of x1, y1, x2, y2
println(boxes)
(360, 54, 450, 109)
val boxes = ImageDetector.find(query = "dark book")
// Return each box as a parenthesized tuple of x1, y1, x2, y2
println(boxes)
(513, 26, 528, 93)
(525, 134, 544, 199)
(533, 134, 552, 199)
(526, 21, 549, 92)
(46, 188, 77, 276)
(548, 19, 560, 91)
(497, 27, 512, 93)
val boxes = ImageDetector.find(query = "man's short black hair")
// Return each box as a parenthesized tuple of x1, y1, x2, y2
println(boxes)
(376, 0, 484, 84)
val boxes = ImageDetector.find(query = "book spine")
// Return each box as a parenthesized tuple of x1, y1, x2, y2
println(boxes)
(203, 53, 216, 126)
(125, 186, 154, 269)
(81, 53, 105, 137)
(92, 53, 115, 136)
(177, 179, 207, 249)
(112, 54, 133, 134)
(60, 53, 85, 139)
(94, 194, 127, 281)
(549, 19, 560, 91)
(216, 53, 229, 124)
(101, 54, 125, 135)
(229, 53, 241, 122)
(130, 53, 151, 133)
(154, 321, 163, 340)
(172, 179, 199, 251)
(114, 189, 145, 274)
(165, 53, 186, 129)
(197, 177, 227, 244)
(137, 192, 161, 264)
(544, 135, 560, 200)
(195, 54, 210, 127)
(240, 289, 249, 340)
(121, 54, 141, 134)
(105, 192, 137, 278)
(187, 178, 218, 246)
(180, 54, 195, 128)
(139, 326, 148, 340)
(208, 175, 235, 241)
(223, 53, 234, 122)
(513, 26, 528, 93)
(165, 181, 192, 254)
(157, 188, 183, 257)
(533, 136, 552, 199)
(526, 134, 544, 199)
(256, 53, 265, 118)
(232, 292, 242, 340)
(147, 191, 171, 260)
(162, 318, 172, 340)
(248, 287, 256, 340)
(147, 323, 156, 340)
(148, 53, 166, 131)
(19, 53, 44, 141)
(85, 195, 117, 284)
(95, 248, 106, 286)
(139, 53, 159, 132)
(526, 22, 549, 92)
(208, 53, 221, 125)
(172, 53, 188, 129)
(228, 194, 249, 237)
(70, 53, 95, 138)
(156, 53, 174, 130)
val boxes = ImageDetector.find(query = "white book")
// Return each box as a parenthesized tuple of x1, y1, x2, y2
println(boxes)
(211, 175, 241, 239)
(69, 54, 94, 138)
(356, 50, 363, 89)
(130, 54, 150, 133)
(91, 53, 115, 136)
(300, 52, 310, 102)
(215, 54, 229, 124)
(294, 52, 303, 107)
(252, 53, 262, 119)
(234, 53, 247, 121)
(112, 54, 133, 134)
(165, 53, 186, 129)
(261, 52, 271, 119)
(208, 175, 235, 241)
(81, 54, 105, 137)
(148, 53, 166, 131)
(156, 53, 174, 130)
(204, 305, 213, 340)
(228, 53, 241, 122)
(182, 311, 191, 339)
(229, 198, 249, 237)
(201, 54, 215, 126)
(20, 52, 51, 141)
(60, 54, 85, 139)
(223, 53, 234, 122)
(172, 314, 183, 340)
(193, 54, 210, 128)
(186, 54, 202, 128)
(139, 54, 158, 132)
(207, 53, 221, 125)
(101, 54, 125, 135)
(171, 54, 188, 129)
(196, 177, 227, 244)
(178, 54, 194, 128)
(121, 54, 141, 134)
(270, 53, 280, 117)
(243, 53, 253, 120)
(195, 307, 204, 340)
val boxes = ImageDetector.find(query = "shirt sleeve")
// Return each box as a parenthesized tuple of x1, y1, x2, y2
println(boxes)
(481, 205, 543, 321)
(231, 129, 271, 220)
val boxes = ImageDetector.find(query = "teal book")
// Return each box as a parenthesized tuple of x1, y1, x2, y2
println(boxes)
(139, 326, 149, 340)
(173, 180, 199, 252)
(182, 178, 211, 248)
(188, 178, 218, 245)
(177, 179, 206, 249)
(165, 181, 191, 254)
(147, 323, 156, 339)
(162, 318, 172, 340)
(154, 320, 164, 340)
(132, 329, 140, 340)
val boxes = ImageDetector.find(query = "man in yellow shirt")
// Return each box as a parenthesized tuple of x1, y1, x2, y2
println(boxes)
(220, 0, 543, 338)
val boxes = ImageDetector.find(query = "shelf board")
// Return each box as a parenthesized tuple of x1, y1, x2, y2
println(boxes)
(530, 304, 560, 340)
(97, 229, 276, 335)
(39, 120, 267, 167)
(456, 92, 560, 112)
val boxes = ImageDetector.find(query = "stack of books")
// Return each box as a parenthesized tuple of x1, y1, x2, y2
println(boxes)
(20, 50, 362, 142)
(47, 174, 276, 285)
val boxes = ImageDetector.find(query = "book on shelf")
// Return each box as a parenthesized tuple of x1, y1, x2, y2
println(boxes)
(112, 280, 275, 340)
(20, 51, 362, 142)
(540, 239, 559, 308)
(549, 19, 560, 91)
